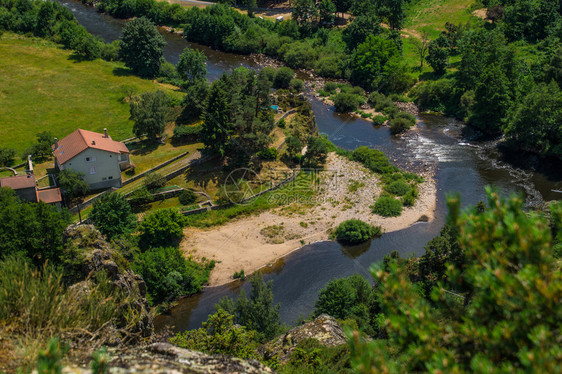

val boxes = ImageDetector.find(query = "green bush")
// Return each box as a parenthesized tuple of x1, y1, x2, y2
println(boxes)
(372, 196, 402, 217)
(137, 209, 186, 249)
(132, 246, 208, 304)
(290, 78, 304, 92)
(324, 81, 338, 94)
(173, 124, 202, 141)
(274, 67, 294, 89)
(351, 147, 398, 175)
(178, 190, 197, 205)
(334, 219, 382, 244)
(90, 192, 137, 240)
(389, 117, 413, 135)
(368, 91, 395, 111)
(386, 179, 411, 196)
(394, 111, 416, 124)
(144, 172, 166, 191)
(257, 147, 279, 160)
(372, 115, 388, 126)
(334, 92, 362, 113)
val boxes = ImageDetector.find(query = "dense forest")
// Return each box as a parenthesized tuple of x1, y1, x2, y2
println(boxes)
(1, 0, 561, 158)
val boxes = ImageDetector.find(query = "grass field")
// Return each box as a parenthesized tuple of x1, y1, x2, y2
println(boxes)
(0, 33, 184, 154)
(403, 0, 477, 38)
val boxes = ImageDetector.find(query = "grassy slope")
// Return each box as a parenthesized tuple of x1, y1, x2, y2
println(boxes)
(401, 0, 478, 77)
(0, 34, 184, 154)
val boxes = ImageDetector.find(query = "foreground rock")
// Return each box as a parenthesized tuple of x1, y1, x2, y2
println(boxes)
(261, 314, 347, 363)
(64, 225, 153, 344)
(61, 343, 274, 373)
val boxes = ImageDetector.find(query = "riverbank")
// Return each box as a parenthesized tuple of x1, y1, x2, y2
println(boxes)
(181, 152, 436, 286)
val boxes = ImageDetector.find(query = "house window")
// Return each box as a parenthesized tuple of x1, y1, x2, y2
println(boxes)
(89, 167, 96, 175)
(86, 156, 96, 162)
(108, 176, 113, 180)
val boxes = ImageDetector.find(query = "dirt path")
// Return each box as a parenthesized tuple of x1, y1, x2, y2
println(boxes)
(181, 153, 436, 286)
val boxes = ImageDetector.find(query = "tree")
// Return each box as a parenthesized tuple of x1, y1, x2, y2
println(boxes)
(177, 47, 207, 86)
(129, 90, 170, 140)
(0, 147, 16, 167)
(119, 17, 166, 78)
(56, 169, 89, 205)
(292, 0, 318, 26)
(23, 132, 54, 161)
(505, 82, 562, 159)
(342, 14, 382, 51)
(303, 136, 331, 167)
(0, 189, 70, 265)
(178, 80, 210, 123)
(411, 30, 431, 70)
(426, 34, 450, 75)
(334, 219, 381, 244)
(273, 67, 295, 89)
(349, 189, 562, 372)
(137, 208, 185, 249)
(90, 193, 137, 240)
(170, 309, 258, 359)
(377, 0, 405, 30)
(469, 62, 511, 134)
(285, 135, 303, 157)
(217, 272, 281, 341)
(35, 1, 55, 37)
(318, 0, 336, 25)
(132, 246, 208, 304)
(333, 0, 352, 16)
(334, 92, 361, 113)
(245, 0, 257, 17)
(314, 274, 379, 335)
(201, 82, 232, 157)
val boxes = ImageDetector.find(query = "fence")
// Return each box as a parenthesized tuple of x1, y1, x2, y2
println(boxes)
(121, 151, 190, 187)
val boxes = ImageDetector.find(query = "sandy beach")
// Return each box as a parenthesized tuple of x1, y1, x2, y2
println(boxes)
(181, 153, 436, 286)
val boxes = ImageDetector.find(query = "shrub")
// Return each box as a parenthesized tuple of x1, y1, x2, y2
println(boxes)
(137, 209, 186, 249)
(394, 111, 416, 124)
(132, 246, 208, 304)
(170, 309, 258, 359)
(324, 81, 338, 94)
(273, 67, 294, 89)
(351, 147, 397, 175)
(334, 92, 361, 113)
(90, 192, 137, 240)
(386, 179, 411, 196)
(372, 195, 402, 217)
(257, 147, 279, 160)
(334, 219, 382, 244)
(173, 124, 202, 141)
(144, 172, 166, 190)
(233, 269, 245, 280)
(389, 117, 413, 135)
(277, 118, 286, 128)
(128, 187, 153, 205)
(313, 274, 379, 335)
(368, 91, 395, 111)
(290, 78, 304, 92)
(178, 190, 197, 205)
(372, 115, 388, 126)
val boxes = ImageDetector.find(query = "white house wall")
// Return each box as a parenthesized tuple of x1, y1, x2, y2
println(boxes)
(62, 148, 122, 189)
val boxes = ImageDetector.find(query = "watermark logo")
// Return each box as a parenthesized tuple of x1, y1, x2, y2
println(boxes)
(223, 168, 263, 205)
(223, 167, 342, 206)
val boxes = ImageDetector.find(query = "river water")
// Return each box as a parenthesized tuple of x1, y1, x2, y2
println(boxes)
(59, 0, 562, 332)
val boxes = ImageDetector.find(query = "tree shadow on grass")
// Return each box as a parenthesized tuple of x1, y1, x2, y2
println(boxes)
(113, 66, 135, 77)
(183, 160, 223, 196)
(67, 53, 95, 63)
(128, 139, 161, 156)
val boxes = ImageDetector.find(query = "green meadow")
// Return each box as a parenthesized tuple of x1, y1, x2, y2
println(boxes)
(0, 33, 183, 154)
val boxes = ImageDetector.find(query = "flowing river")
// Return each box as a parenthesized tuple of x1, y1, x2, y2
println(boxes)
(59, 0, 562, 332)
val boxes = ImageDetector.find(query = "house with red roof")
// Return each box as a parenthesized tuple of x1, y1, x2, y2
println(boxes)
(53, 128, 130, 189)
(0, 174, 62, 207)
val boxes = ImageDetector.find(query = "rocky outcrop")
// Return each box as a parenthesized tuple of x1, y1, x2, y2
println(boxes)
(61, 343, 274, 373)
(261, 314, 347, 363)
(395, 101, 420, 116)
(64, 225, 153, 344)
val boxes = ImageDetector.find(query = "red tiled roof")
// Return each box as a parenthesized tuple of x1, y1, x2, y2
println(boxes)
(36, 188, 62, 204)
(0, 174, 36, 190)
(53, 129, 129, 164)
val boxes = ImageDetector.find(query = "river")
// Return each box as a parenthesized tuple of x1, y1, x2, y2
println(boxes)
(59, 0, 562, 332)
